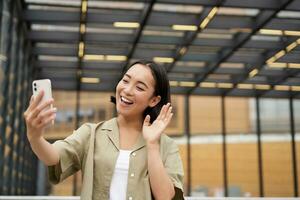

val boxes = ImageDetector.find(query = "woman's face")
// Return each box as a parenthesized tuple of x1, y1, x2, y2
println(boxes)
(115, 64, 161, 119)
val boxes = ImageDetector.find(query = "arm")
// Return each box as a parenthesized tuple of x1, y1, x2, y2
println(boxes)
(143, 103, 175, 200)
(24, 91, 59, 166)
(147, 142, 175, 200)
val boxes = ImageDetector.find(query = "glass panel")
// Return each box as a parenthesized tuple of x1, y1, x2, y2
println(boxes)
(260, 98, 293, 197)
(165, 95, 184, 136)
(190, 96, 223, 197)
(294, 99, 300, 194)
(190, 96, 222, 135)
(225, 97, 259, 197)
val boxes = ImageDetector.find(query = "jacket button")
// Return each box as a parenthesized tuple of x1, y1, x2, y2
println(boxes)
(129, 196, 133, 200)
(130, 173, 135, 177)
(132, 152, 136, 156)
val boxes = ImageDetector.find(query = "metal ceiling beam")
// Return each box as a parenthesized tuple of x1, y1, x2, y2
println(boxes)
(186, 0, 295, 95)
(219, 40, 290, 96)
(121, 0, 156, 71)
(165, 6, 222, 73)
(158, 0, 300, 11)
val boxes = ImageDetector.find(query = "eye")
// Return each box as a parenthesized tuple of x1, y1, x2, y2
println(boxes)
(122, 79, 129, 83)
(136, 86, 145, 91)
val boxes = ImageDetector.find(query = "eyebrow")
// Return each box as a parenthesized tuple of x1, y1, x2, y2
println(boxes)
(124, 74, 149, 89)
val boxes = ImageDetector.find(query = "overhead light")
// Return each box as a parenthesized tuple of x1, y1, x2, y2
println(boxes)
(80, 24, 86, 34)
(179, 81, 196, 87)
(113, 22, 140, 28)
(78, 42, 84, 58)
(291, 86, 300, 91)
(249, 69, 258, 78)
(106, 55, 127, 61)
(266, 56, 277, 64)
(217, 83, 233, 88)
(179, 47, 187, 55)
(297, 38, 300, 44)
(255, 84, 270, 90)
(237, 84, 253, 89)
(169, 81, 179, 87)
(259, 29, 283, 35)
(81, 1, 87, 13)
(199, 7, 218, 29)
(288, 63, 300, 69)
(153, 57, 174, 63)
(208, 7, 218, 19)
(274, 85, 290, 91)
(274, 50, 285, 59)
(83, 54, 105, 61)
(268, 62, 287, 68)
(200, 18, 210, 29)
(81, 77, 100, 84)
(286, 41, 297, 52)
(284, 30, 300, 36)
(172, 25, 197, 31)
(199, 82, 216, 88)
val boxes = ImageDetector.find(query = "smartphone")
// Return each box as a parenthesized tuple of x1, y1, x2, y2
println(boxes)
(32, 79, 53, 111)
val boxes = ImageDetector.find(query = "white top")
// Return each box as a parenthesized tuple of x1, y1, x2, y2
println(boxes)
(109, 150, 132, 200)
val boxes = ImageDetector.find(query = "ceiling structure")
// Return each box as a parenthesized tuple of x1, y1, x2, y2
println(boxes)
(22, 0, 300, 98)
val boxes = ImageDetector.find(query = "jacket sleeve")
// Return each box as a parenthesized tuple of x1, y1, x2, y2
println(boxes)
(162, 136, 184, 193)
(48, 123, 91, 184)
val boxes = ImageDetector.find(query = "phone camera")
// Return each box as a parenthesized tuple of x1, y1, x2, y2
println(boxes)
(34, 87, 37, 91)
(34, 83, 37, 86)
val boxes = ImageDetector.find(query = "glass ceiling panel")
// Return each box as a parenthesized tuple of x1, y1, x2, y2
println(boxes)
(153, 3, 202, 14)
(25, 0, 81, 6)
(88, 1, 144, 10)
(217, 7, 259, 17)
(277, 11, 300, 19)
(38, 55, 78, 61)
(31, 24, 79, 32)
(220, 62, 245, 68)
(175, 61, 206, 68)
(28, 5, 79, 11)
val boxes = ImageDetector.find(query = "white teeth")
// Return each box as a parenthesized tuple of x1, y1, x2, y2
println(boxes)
(121, 96, 133, 104)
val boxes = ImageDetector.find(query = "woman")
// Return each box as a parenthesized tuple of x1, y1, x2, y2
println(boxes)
(24, 60, 184, 200)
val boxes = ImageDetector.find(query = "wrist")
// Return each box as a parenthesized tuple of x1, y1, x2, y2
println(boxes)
(146, 141, 160, 150)
(27, 133, 43, 144)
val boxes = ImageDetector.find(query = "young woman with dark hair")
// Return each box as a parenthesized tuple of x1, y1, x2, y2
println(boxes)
(24, 60, 184, 200)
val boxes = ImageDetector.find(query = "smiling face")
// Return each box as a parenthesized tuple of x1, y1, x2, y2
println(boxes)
(115, 63, 161, 120)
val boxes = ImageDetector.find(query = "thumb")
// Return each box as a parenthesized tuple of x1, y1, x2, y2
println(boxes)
(143, 115, 151, 126)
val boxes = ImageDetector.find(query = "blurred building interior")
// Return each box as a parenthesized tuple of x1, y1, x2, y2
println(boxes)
(0, 0, 300, 197)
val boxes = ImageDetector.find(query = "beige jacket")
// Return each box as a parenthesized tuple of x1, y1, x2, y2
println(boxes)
(48, 118, 184, 200)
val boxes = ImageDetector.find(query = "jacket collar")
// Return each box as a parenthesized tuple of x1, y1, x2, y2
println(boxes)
(101, 117, 146, 151)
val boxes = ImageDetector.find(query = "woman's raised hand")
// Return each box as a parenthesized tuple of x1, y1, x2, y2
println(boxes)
(23, 91, 57, 142)
(142, 103, 173, 145)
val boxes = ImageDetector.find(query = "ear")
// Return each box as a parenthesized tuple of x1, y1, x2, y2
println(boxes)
(148, 95, 161, 108)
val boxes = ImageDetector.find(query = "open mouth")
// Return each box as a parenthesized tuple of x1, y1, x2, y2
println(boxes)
(120, 96, 134, 105)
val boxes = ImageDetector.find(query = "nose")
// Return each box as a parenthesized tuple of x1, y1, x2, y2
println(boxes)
(123, 84, 134, 96)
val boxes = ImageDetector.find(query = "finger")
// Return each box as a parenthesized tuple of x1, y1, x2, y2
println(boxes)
(33, 108, 57, 127)
(165, 106, 173, 121)
(30, 95, 34, 104)
(165, 113, 173, 125)
(37, 113, 56, 129)
(28, 90, 44, 111)
(156, 105, 166, 120)
(143, 115, 151, 126)
(28, 98, 54, 120)
(24, 95, 36, 118)
(160, 103, 170, 120)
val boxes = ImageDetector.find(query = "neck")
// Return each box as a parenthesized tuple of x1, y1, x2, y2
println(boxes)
(117, 114, 143, 132)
